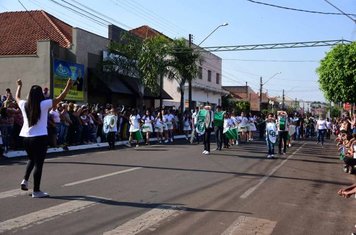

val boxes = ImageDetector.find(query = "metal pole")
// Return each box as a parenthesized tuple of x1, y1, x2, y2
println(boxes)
(188, 34, 193, 111)
(259, 76, 263, 112)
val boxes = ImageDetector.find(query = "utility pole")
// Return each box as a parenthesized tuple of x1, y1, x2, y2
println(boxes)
(282, 89, 285, 110)
(188, 34, 193, 111)
(259, 76, 263, 112)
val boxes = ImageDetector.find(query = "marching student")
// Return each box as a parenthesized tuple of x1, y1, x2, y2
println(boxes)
(103, 107, 118, 150)
(202, 105, 214, 155)
(128, 109, 141, 147)
(17, 78, 73, 198)
(277, 110, 289, 155)
(141, 109, 154, 145)
(214, 105, 224, 151)
(265, 113, 277, 158)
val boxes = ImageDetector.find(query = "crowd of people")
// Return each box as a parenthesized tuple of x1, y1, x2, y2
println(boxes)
(0, 85, 354, 159)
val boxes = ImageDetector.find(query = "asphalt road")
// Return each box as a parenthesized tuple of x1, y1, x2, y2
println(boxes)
(0, 137, 355, 235)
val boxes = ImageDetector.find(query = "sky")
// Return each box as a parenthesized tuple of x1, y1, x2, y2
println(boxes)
(1, 0, 355, 102)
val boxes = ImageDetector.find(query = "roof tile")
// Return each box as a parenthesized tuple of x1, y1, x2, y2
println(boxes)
(0, 10, 72, 55)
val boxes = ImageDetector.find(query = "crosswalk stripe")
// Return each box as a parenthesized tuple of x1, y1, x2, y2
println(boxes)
(0, 189, 26, 199)
(63, 167, 142, 187)
(0, 197, 103, 233)
(221, 216, 276, 235)
(103, 205, 180, 235)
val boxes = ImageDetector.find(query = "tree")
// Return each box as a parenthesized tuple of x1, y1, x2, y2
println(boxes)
(138, 35, 172, 110)
(317, 42, 356, 104)
(168, 38, 200, 129)
(105, 33, 171, 111)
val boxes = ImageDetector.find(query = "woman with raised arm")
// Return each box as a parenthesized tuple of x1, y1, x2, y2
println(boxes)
(16, 78, 73, 198)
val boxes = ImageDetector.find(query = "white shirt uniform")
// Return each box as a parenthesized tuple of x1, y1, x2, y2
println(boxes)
(18, 99, 52, 137)
(129, 114, 141, 132)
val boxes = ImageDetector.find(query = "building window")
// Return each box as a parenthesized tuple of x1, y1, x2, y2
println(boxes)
(216, 73, 220, 84)
(198, 66, 203, 79)
(208, 70, 211, 82)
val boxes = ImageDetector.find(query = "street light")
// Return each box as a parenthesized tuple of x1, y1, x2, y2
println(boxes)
(198, 22, 229, 46)
(259, 72, 281, 112)
(188, 22, 229, 111)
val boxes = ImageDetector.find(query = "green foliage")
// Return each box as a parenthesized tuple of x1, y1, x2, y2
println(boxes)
(330, 106, 341, 118)
(317, 41, 356, 103)
(138, 35, 171, 95)
(235, 101, 250, 114)
(105, 32, 142, 77)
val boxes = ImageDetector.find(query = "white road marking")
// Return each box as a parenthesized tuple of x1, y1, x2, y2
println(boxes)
(240, 143, 305, 199)
(221, 216, 276, 235)
(103, 205, 180, 235)
(0, 189, 27, 199)
(63, 167, 142, 187)
(0, 197, 104, 233)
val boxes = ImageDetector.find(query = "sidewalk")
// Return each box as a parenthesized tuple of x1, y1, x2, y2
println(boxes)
(3, 135, 188, 158)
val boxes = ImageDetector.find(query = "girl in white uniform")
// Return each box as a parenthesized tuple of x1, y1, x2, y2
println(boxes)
(141, 110, 154, 145)
(154, 111, 164, 143)
(182, 110, 192, 140)
(164, 109, 175, 142)
(128, 109, 141, 147)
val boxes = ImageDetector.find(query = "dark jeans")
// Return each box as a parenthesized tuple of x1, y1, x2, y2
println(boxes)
(278, 131, 288, 154)
(203, 128, 212, 152)
(267, 139, 275, 155)
(317, 129, 326, 145)
(107, 131, 116, 149)
(344, 157, 356, 166)
(23, 135, 48, 192)
(214, 126, 223, 150)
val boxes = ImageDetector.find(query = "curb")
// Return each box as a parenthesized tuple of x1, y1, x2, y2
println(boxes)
(3, 135, 189, 158)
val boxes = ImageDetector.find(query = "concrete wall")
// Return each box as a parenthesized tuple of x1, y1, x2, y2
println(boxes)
(0, 40, 52, 97)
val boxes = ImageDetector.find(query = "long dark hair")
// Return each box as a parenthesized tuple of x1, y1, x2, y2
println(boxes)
(25, 85, 45, 127)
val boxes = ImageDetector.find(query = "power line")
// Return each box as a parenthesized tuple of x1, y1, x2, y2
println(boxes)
(47, 0, 108, 27)
(246, 0, 356, 17)
(113, 0, 186, 36)
(69, 0, 132, 29)
(323, 0, 356, 24)
(29, 0, 104, 33)
(18, 0, 53, 39)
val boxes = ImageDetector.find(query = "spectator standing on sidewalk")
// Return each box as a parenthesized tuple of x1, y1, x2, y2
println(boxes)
(16, 78, 73, 198)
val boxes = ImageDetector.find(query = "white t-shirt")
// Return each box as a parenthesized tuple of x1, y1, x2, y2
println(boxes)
(129, 114, 141, 132)
(19, 99, 53, 137)
(49, 109, 61, 123)
(103, 114, 118, 132)
(317, 119, 327, 130)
